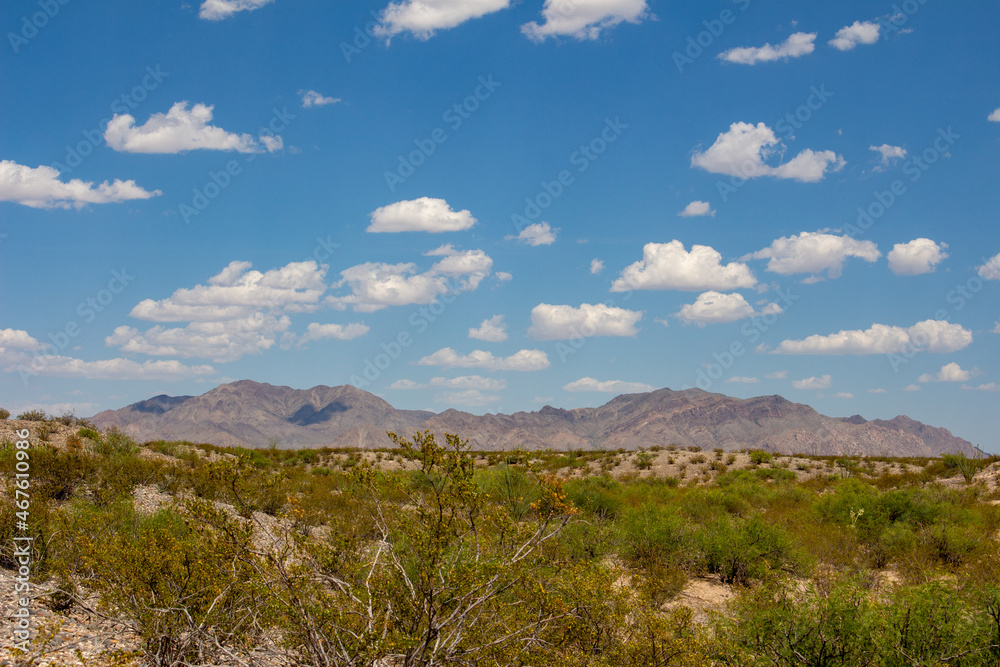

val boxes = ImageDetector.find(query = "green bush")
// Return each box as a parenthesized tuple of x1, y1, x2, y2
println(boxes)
(749, 450, 774, 466)
(0, 407, 9, 420)
(16, 408, 48, 421)
(700, 514, 808, 585)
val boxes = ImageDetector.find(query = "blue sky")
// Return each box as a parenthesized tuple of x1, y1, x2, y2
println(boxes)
(2, 0, 999, 451)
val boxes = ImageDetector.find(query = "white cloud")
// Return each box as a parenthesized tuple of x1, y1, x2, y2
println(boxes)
(300, 90, 340, 108)
(131, 260, 328, 323)
(611, 240, 756, 292)
(829, 21, 881, 51)
(868, 388, 887, 394)
(0, 333, 215, 380)
(430, 375, 506, 390)
(725, 376, 759, 384)
(327, 246, 492, 312)
(835, 392, 854, 399)
(887, 238, 948, 276)
(718, 32, 816, 65)
(963, 383, 1000, 392)
(771, 320, 973, 355)
(793, 374, 832, 390)
(417, 347, 550, 371)
(105, 102, 278, 154)
(870, 144, 907, 170)
(528, 303, 642, 340)
(746, 232, 881, 279)
(918, 362, 979, 383)
(903, 384, 921, 392)
(676, 291, 781, 326)
(367, 197, 477, 233)
(521, 0, 649, 42)
(469, 315, 508, 342)
(106, 315, 294, 363)
(0, 160, 160, 209)
(977, 253, 1000, 280)
(506, 222, 557, 246)
(590, 259, 605, 275)
(375, 0, 513, 40)
(496, 271, 513, 282)
(434, 389, 502, 407)
(691, 122, 845, 183)
(989, 108, 1000, 123)
(679, 200, 715, 217)
(199, 0, 273, 20)
(390, 379, 428, 390)
(563, 377, 656, 393)
(299, 322, 370, 344)
(765, 371, 788, 379)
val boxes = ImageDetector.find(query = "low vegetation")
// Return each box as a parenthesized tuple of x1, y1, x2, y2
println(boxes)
(1, 424, 999, 666)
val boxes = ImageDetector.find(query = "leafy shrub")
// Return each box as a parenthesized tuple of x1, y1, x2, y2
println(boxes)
(0, 408, 9, 420)
(700, 514, 808, 585)
(94, 426, 140, 458)
(618, 502, 693, 567)
(565, 476, 622, 520)
(635, 451, 654, 470)
(749, 450, 773, 466)
(16, 409, 48, 421)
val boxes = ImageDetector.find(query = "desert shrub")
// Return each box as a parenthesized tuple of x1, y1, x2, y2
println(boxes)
(618, 502, 694, 567)
(93, 426, 140, 458)
(477, 463, 541, 520)
(700, 514, 808, 585)
(635, 451, 654, 470)
(755, 467, 796, 483)
(0, 408, 9, 420)
(690, 454, 707, 464)
(565, 475, 622, 520)
(749, 450, 773, 466)
(16, 409, 48, 421)
(927, 523, 982, 566)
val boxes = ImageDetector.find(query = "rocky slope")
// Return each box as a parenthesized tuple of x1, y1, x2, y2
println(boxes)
(89, 380, 979, 456)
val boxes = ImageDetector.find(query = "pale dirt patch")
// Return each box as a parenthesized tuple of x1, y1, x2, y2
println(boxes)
(662, 575, 736, 625)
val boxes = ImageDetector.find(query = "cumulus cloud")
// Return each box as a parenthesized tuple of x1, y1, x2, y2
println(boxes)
(367, 197, 477, 233)
(300, 90, 340, 108)
(793, 374, 832, 390)
(430, 375, 506, 390)
(528, 303, 642, 340)
(105, 102, 278, 154)
(725, 376, 759, 384)
(417, 347, 550, 371)
(829, 21, 881, 51)
(327, 246, 492, 312)
(977, 253, 1000, 280)
(563, 377, 656, 393)
(718, 32, 816, 65)
(835, 392, 854, 399)
(766, 370, 788, 379)
(590, 259, 605, 275)
(0, 330, 215, 380)
(611, 241, 756, 292)
(469, 315, 508, 342)
(903, 384, 921, 392)
(434, 389, 502, 406)
(299, 322, 370, 344)
(0, 160, 160, 209)
(676, 291, 780, 325)
(390, 379, 427, 390)
(375, 0, 513, 40)
(506, 222, 557, 246)
(887, 238, 948, 276)
(691, 122, 845, 183)
(106, 315, 294, 363)
(989, 108, 1000, 123)
(770, 320, 973, 355)
(199, 0, 273, 20)
(963, 383, 1000, 392)
(745, 232, 881, 280)
(679, 200, 715, 217)
(870, 144, 907, 170)
(918, 362, 979, 383)
(521, 0, 649, 42)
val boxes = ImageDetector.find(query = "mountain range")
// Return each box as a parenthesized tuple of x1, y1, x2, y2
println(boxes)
(88, 380, 978, 457)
